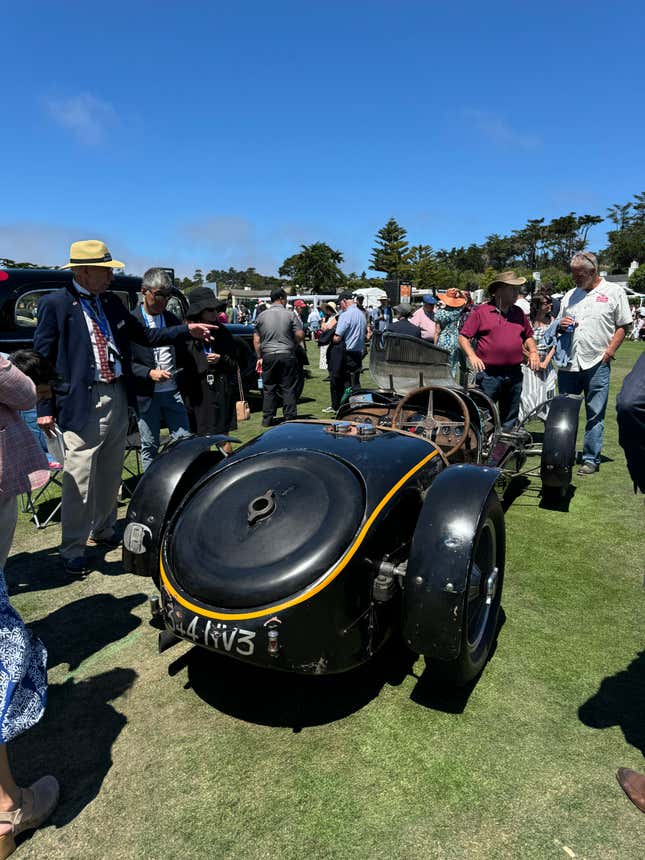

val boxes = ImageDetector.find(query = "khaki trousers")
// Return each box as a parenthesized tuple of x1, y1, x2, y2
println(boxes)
(61, 381, 128, 560)
(0, 494, 18, 568)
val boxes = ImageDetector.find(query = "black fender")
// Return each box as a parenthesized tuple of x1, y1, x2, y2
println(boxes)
(402, 464, 502, 659)
(123, 435, 231, 580)
(540, 394, 582, 488)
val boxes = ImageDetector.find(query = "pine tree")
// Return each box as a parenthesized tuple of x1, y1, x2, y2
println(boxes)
(369, 218, 412, 281)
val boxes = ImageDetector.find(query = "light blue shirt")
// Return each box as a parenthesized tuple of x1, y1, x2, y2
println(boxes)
(335, 304, 367, 352)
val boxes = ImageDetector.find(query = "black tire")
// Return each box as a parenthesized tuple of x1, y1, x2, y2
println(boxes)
(426, 491, 505, 685)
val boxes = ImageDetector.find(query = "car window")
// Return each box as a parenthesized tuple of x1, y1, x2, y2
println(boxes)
(15, 288, 132, 327)
(14, 289, 55, 327)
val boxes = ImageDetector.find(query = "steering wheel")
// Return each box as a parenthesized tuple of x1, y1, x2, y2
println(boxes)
(390, 386, 471, 458)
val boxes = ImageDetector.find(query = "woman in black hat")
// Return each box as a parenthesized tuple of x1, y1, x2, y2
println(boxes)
(183, 288, 239, 452)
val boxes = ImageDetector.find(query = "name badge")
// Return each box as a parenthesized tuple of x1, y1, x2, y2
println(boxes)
(595, 295, 609, 303)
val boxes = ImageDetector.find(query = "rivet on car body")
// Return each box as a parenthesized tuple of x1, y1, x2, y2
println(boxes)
(445, 582, 455, 592)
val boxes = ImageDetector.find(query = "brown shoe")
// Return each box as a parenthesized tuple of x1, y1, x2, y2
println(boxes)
(617, 768, 645, 812)
(0, 775, 59, 858)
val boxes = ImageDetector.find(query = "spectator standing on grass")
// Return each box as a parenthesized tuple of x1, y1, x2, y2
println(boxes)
(410, 294, 437, 340)
(0, 354, 60, 856)
(0, 356, 49, 567)
(183, 288, 238, 454)
(387, 305, 422, 338)
(254, 288, 304, 427)
(328, 292, 367, 411)
(307, 305, 321, 340)
(130, 269, 190, 471)
(375, 296, 393, 332)
(557, 251, 632, 476)
(459, 272, 540, 428)
(518, 293, 556, 421)
(33, 240, 216, 574)
(435, 288, 469, 376)
(318, 302, 337, 375)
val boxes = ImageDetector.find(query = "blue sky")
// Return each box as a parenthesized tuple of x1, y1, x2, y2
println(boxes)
(3, 1, 644, 277)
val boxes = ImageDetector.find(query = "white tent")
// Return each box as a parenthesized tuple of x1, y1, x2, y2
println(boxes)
(353, 286, 387, 307)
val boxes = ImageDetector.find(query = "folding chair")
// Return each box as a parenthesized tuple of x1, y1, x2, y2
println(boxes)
(118, 413, 142, 502)
(21, 426, 66, 529)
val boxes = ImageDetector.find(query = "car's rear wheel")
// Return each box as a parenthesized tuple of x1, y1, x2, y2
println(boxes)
(426, 491, 504, 685)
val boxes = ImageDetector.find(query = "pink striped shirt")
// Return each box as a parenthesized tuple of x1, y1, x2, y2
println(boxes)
(0, 357, 49, 496)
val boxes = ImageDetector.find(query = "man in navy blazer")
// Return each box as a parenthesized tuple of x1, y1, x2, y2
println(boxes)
(386, 304, 423, 339)
(130, 268, 190, 471)
(34, 240, 214, 573)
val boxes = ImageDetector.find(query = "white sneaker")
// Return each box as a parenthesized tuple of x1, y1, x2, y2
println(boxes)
(321, 406, 336, 414)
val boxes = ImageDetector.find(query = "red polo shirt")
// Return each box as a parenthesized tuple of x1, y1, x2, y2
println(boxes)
(460, 301, 533, 367)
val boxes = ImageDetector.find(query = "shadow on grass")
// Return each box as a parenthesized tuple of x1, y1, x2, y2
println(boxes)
(6, 546, 133, 595)
(410, 609, 506, 713)
(12, 667, 138, 831)
(30, 592, 146, 671)
(578, 650, 645, 757)
(501, 475, 577, 513)
(183, 637, 417, 730)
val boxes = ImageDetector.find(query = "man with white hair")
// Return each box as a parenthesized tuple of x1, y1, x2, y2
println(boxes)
(557, 251, 632, 475)
(130, 268, 191, 471)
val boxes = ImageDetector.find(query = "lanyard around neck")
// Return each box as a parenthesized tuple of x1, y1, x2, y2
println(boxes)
(79, 295, 112, 341)
(142, 308, 165, 329)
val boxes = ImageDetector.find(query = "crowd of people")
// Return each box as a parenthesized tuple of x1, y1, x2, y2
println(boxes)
(0, 238, 644, 854)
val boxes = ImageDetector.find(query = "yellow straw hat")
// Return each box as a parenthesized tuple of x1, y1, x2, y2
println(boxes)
(61, 239, 125, 269)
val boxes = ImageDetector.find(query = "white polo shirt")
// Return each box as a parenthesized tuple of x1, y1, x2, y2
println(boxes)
(559, 279, 632, 371)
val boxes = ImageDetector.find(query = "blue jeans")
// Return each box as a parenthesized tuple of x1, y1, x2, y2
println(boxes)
(20, 408, 57, 465)
(137, 390, 189, 471)
(558, 361, 610, 466)
(476, 366, 523, 429)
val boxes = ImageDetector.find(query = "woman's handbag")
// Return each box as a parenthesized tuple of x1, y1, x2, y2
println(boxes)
(317, 327, 335, 347)
(235, 367, 251, 422)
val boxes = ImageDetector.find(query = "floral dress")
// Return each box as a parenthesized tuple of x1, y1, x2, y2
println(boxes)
(0, 570, 47, 742)
(435, 307, 464, 376)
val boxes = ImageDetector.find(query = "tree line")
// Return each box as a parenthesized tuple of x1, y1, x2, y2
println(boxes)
(3, 191, 643, 295)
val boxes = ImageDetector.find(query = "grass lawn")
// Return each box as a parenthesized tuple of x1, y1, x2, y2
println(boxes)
(7, 341, 645, 859)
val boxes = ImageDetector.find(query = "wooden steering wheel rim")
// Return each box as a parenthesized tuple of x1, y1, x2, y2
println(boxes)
(390, 386, 471, 458)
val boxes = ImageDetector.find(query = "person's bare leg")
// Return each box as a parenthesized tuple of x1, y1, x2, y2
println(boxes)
(0, 744, 21, 835)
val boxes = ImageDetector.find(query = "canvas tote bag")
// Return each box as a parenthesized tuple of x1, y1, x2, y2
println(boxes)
(236, 367, 251, 422)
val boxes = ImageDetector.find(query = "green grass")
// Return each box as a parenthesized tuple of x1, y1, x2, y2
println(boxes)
(8, 341, 645, 859)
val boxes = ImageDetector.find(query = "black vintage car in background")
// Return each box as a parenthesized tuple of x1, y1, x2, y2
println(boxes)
(0, 267, 258, 390)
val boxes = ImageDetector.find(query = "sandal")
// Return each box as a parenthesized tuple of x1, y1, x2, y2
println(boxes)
(0, 776, 59, 858)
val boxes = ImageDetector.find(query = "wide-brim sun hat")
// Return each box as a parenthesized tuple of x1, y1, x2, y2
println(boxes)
(324, 301, 337, 313)
(487, 270, 527, 293)
(439, 288, 467, 308)
(186, 287, 218, 319)
(61, 239, 124, 269)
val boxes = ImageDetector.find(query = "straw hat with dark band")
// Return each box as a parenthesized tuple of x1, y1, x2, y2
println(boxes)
(61, 240, 125, 269)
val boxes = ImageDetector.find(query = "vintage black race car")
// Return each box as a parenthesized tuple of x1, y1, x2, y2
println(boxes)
(123, 332, 581, 686)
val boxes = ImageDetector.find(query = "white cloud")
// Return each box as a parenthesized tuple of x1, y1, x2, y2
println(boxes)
(460, 108, 541, 150)
(45, 93, 118, 145)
